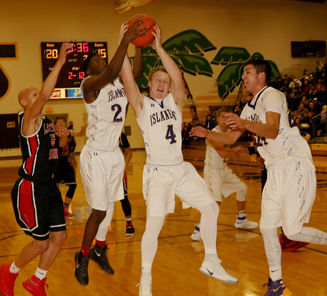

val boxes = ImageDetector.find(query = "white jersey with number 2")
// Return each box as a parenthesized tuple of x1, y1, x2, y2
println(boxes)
(81, 78, 128, 151)
(136, 93, 183, 166)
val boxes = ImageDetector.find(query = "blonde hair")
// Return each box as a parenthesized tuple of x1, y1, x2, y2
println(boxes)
(148, 66, 168, 81)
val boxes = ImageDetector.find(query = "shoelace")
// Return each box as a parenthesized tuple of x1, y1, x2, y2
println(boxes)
(79, 257, 89, 273)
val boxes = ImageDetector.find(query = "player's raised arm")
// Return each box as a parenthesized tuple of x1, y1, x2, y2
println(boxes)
(82, 21, 144, 103)
(132, 46, 143, 81)
(151, 26, 185, 110)
(21, 42, 73, 134)
(120, 23, 144, 117)
(121, 54, 144, 117)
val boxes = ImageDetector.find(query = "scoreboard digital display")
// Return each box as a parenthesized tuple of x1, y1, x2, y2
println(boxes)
(41, 42, 108, 99)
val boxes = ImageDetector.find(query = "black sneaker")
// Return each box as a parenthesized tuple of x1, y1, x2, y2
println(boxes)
(74, 252, 89, 285)
(126, 221, 135, 236)
(90, 244, 114, 274)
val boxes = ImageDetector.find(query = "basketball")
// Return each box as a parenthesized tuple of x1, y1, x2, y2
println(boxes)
(128, 14, 156, 47)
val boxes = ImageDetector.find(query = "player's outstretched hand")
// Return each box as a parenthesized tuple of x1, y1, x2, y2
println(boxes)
(189, 126, 209, 138)
(225, 112, 245, 131)
(58, 42, 74, 64)
(151, 25, 161, 51)
(119, 22, 129, 44)
(123, 17, 146, 44)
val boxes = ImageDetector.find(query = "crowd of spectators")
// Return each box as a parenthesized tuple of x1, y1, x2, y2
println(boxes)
(271, 59, 327, 138)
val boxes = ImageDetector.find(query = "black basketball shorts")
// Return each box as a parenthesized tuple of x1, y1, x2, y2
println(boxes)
(11, 178, 66, 240)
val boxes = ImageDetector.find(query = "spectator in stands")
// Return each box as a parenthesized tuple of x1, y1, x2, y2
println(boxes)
(297, 103, 308, 117)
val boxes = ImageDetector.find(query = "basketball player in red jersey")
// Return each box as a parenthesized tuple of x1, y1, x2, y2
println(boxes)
(0, 43, 73, 296)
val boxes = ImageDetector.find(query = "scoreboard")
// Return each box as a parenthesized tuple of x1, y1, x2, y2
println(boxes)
(41, 42, 108, 99)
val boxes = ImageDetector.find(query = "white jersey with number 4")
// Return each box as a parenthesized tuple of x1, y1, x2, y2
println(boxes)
(81, 78, 128, 151)
(240, 86, 313, 167)
(137, 93, 183, 166)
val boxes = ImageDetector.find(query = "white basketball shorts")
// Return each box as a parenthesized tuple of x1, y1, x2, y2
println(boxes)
(204, 164, 246, 202)
(79, 145, 125, 211)
(143, 161, 214, 216)
(260, 157, 316, 235)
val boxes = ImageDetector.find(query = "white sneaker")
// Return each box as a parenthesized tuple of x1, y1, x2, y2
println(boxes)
(191, 225, 201, 241)
(199, 260, 238, 284)
(234, 218, 258, 229)
(138, 278, 152, 296)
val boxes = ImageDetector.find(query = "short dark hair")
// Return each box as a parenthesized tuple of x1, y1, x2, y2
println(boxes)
(81, 53, 97, 73)
(54, 116, 66, 125)
(217, 107, 233, 118)
(244, 59, 271, 82)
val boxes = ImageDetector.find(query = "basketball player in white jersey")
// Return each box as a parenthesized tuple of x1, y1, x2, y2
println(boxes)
(74, 22, 145, 286)
(191, 107, 258, 242)
(121, 25, 238, 296)
(190, 59, 327, 296)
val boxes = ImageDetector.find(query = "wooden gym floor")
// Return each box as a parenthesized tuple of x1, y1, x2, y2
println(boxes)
(0, 148, 327, 296)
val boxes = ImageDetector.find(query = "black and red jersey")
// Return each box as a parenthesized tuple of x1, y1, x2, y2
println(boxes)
(18, 113, 59, 182)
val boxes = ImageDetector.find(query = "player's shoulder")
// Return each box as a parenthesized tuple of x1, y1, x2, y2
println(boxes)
(263, 86, 284, 98)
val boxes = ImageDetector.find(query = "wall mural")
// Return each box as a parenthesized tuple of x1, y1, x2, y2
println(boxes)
(212, 47, 281, 98)
(134, 29, 281, 102)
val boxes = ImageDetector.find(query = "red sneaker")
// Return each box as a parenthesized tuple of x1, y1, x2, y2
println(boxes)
(0, 264, 18, 296)
(22, 275, 48, 296)
(282, 240, 309, 252)
(64, 206, 75, 219)
(279, 232, 289, 246)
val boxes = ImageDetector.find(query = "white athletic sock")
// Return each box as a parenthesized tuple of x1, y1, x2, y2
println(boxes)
(141, 216, 165, 278)
(35, 267, 47, 280)
(260, 227, 282, 281)
(205, 252, 219, 263)
(237, 210, 246, 220)
(96, 202, 115, 241)
(9, 262, 20, 274)
(199, 202, 219, 257)
(287, 227, 327, 245)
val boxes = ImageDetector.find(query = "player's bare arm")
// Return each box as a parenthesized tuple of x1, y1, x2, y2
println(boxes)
(22, 43, 73, 136)
(121, 54, 144, 117)
(70, 125, 86, 137)
(225, 111, 280, 139)
(120, 23, 144, 117)
(190, 125, 242, 145)
(83, 21, 144, 103)
(151, 26, 185, 110)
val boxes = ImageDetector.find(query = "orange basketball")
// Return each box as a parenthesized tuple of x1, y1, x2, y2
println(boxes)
(128, 14, 156, 47)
